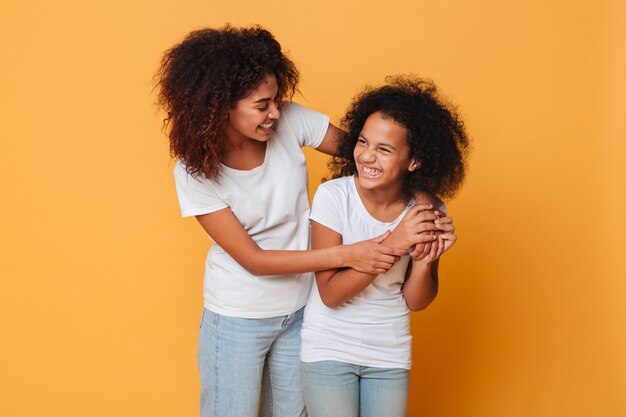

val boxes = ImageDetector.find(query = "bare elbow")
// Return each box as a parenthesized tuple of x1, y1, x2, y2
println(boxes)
(320, 294, 342, 309)
(317, 287, 343, 308)
(237, 249, 269, 276)
(238, 258, 260, 276)
(406, 290, 438, 311)
(245, 265, 263, 276)
(406, 299, 432, 311)
(246, 264, 274, 277)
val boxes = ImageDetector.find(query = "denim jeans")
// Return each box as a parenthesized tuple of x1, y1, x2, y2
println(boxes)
(301, 360, 409, 417)
(198, 307, 306, 417)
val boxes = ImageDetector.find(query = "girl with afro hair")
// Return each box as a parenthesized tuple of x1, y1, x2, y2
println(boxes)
(300, 76, 469, 417)
(155, 27, 451, 417)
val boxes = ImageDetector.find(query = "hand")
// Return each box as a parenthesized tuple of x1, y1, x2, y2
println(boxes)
(409, 229, 440, 260)
(408, 193, 440, 259)
(434, 215, 456, 254)
(409, 209, 447, 259)
(344, 231, 406, 274)
(391, 204, 440, 250)
(412, 215, 457, 264)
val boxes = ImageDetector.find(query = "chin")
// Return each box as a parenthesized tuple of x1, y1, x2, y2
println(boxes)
(251, 134, 272, 142)
(356, 175, 379, 188)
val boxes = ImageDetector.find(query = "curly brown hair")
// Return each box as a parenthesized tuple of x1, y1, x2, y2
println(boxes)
(330, 75, 470, 200)
(155, 25, 299, 179)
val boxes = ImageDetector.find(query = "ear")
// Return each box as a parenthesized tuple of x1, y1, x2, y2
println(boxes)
(408, 158, 420, 172)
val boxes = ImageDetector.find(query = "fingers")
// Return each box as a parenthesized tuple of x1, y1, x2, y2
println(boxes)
(372, 256, 401, 274)
(406, 204, 434, 217)
(435, 216, 453, 225)
(435, 235, 446, 259)
(413, 233, 438, 244)
(373, 244, 406, 257)
(413, 234, 442, 265)
(354, 259, 395, 274)
(416, 222, 440, 233)
(399, 221, 439, 237)
(375, 253, 403, 265)
(439, 232, 457, 241)
(422, 236, 439, 264)
(435, 215, 454, 226)
(440, 233, 457, 251)
(409, 242, 427, 259)
(369, 230, 391, 244)
(435, 222, 455, 233)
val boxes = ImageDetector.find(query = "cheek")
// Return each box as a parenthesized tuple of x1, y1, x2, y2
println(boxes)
(231, 113, 256, 130)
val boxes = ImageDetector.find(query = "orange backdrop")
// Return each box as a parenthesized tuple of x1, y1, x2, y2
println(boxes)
(1, 1, 624, 416)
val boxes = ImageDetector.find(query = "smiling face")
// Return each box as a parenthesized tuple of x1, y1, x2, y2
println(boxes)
(225, 73, 281, 145)
(353, 111, 419, 194)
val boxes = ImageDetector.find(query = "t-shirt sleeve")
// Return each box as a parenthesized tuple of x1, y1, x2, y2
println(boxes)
(173, 162, 228, 217)
(282, 102, 330, 148)
(309, 182, 344, 235)
(435, 197, 447, 215)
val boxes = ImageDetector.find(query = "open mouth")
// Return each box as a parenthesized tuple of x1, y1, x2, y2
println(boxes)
(360, 164, 382, 178)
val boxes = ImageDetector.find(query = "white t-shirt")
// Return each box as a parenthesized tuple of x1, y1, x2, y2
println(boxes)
(174, 103, 330, 318)
(301, 176, 416, 369)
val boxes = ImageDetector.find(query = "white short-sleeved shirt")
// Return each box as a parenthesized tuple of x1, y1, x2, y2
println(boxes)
(174, 103, 329, 318)
(301, 176, 417, 369)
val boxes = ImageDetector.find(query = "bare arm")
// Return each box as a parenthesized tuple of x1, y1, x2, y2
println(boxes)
(311, 222, 387, 307)
(313, 122, 456, 258)
(312, 204, 440, 308)
(402, 259, 439, 311)
(195, 208, 405, 277)
(314, 123, 344, 156)
(403, 210, 458, 310)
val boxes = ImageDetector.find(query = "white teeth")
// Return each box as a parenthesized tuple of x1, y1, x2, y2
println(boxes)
(362, 165, 382, 176)
(259, 122, 273, 128)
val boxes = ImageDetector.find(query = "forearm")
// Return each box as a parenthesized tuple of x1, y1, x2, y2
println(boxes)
(403, 259, 439, 311)
(316, 268, 377, 308)
(379, 231, 413, 252)
(243, 245, 348, 276)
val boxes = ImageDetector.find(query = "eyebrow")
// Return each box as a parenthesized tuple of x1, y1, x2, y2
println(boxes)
(253, 98, 272, 104)
(359, 134, 397, 150)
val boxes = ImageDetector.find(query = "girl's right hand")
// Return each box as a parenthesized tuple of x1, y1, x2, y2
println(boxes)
(343, 231, 406, 274)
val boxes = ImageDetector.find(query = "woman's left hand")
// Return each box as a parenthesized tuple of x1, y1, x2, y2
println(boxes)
(411, 214, 457, 264)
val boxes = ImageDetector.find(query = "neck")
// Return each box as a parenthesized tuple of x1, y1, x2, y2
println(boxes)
(353, 177, 408, 222)
(221, 135, 267, 171)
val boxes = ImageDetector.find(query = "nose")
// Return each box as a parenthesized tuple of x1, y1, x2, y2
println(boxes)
(269, 101, 281, 120)
(359, 146, 376, 163)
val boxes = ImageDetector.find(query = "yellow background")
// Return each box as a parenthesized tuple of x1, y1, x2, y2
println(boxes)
(1, 1, 624, 416)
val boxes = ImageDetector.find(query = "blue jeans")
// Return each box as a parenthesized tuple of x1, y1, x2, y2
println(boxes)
(198, 307, 306, 417)
(301, 360, 409, 417)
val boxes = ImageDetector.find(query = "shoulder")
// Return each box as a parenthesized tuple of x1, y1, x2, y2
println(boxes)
(412, 191, 447, 214)
(173, 160, 217, 189)
(280, 102, 310, 118)
(274, 102, 330, 149)
(312, 177, 352, 209)
(316, 176, 352, 195)
(173, 160, 191, 183)
(279, 102, 328, 127)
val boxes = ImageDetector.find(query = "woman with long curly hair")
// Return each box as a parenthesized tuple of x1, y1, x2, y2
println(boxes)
(155, 26, 450, 417)
(300, 76, 469, 417)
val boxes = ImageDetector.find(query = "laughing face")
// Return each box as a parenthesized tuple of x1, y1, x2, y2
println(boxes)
(353, 111, 419, 193)
(225, 73, 280, 145)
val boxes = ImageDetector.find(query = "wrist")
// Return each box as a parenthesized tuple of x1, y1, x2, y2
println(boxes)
(412, 256, 435, 267)
(336, 244, 351, 268)
(382, 233, 410, 251)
